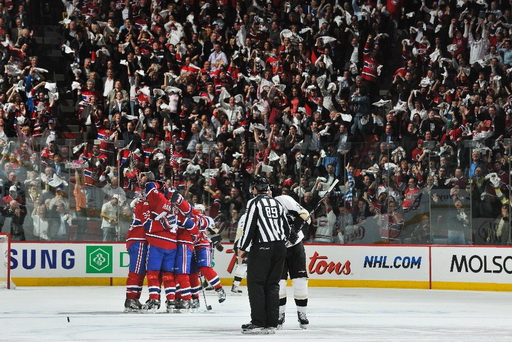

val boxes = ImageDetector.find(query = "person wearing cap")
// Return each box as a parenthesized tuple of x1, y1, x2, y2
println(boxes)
(237, 176, 291, 334)
(3, 185, 21, 205)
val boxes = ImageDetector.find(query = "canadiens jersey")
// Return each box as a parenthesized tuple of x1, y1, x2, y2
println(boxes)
(314, 209, 337, 243)
(83, 166, 100, 186)
(175, 210, 198, 246)
(144, 182, 178, 249)
(194, 214, 215, 250)
(361, 41, 379, 82)
(126, 200, 149, 249)
(97, 129, 115, 156)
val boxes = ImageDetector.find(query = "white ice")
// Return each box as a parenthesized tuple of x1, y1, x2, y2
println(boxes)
(1, 286, 512, 341)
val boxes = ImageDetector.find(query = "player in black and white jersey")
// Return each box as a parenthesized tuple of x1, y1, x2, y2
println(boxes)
(274, 194, 311, 329)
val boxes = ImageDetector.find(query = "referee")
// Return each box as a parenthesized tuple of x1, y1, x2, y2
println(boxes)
(238, 176, 290, 334)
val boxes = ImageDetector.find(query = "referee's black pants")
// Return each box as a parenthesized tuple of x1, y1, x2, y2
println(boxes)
(247, 240, 286, 328)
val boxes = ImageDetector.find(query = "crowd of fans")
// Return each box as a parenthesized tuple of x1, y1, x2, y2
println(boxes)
(0, 0, 512, 246)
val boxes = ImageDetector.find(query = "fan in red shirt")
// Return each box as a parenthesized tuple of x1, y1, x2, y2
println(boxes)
(402, 177, 421, 212)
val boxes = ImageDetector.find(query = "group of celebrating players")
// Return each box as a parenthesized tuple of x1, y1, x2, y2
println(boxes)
(123, 171, 226, 313)
(121, 172, 311, 332)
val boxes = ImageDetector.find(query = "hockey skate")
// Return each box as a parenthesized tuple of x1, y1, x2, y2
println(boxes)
(124, 298, 142, 313)
(165, 300, 175, 313)
(175, 299, 191, 313)
(277, 312, 285, 330)
(297, 311, 309, 329)
(231, 284, 242, 294)
(191, 298, 200, 310)
(173, 299, 181, 313)
(216, 287, 226, 303)
(241, 323, 275, 335)
(143, 299, 161, 312)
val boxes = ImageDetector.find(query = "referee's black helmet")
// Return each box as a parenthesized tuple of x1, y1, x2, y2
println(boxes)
(252, 175, 269, 192)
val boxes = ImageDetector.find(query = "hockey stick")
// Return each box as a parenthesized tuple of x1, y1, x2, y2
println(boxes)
(307, 178, 340, 219)
(193, 247, 213, 311)
(291, 179, 340, 242)
(199, 272, 213, 311)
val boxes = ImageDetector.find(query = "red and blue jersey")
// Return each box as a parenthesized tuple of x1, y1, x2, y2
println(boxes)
(97, 128, 115, 156)
(126, 200, 150, 249)
(144, 182, 178, 249)
(361, 41, 380, 83)
(194, 214, 215, 250)
(176, 211, 198, 246)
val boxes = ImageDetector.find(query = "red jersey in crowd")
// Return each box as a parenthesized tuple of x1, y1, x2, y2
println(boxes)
(403, 185, 421, 211)
(361, 41, 380, 83)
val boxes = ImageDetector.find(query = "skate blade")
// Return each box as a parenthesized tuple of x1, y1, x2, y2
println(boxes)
(123, 308, 142, 313)
(299, 324, 308, 329)
(242, 329, 274, 335)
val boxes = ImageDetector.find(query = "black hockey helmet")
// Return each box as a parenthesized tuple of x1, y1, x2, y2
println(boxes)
(252, 175, 269, 192)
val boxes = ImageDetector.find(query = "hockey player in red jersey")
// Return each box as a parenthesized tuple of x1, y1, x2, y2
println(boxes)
(163, 189, 227, 307)
(192, 207, 227, 303)
(124, 194, 150, 312)
(162, 184, 197, 311)
(173, 209, 199, 311)
(140, 174, 180, 312)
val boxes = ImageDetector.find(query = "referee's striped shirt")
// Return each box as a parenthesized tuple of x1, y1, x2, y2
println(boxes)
(238, 194, 291, 252)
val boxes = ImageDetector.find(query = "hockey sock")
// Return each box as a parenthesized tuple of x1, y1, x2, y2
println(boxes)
(233, 261, 247, 279)
(200, 267, 222, 289)
(176, 274, 192, 300)
(190, 272, 201, 299)
(292, 278, 308, 307)
(126, 271, 145, 299)
(147, 270, 162, 300)
(162, 272, 176, 301)
(295, 298, 308, 307)
(279, 279, 288, 306)
(279, 304, 286, 315)
(233, 276, 242, 287)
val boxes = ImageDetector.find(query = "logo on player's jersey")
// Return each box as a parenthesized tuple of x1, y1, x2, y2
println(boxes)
(86, 246, 113, 273)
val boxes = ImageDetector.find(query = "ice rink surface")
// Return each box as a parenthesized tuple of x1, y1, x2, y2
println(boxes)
(2, 286, 512, 341)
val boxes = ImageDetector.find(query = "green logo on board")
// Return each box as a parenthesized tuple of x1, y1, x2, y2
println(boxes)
(86, 246, 113, 273)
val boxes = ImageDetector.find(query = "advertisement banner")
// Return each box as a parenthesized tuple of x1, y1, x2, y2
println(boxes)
(9, 243, 512, 290)
(10, 243, 127, 278)
(10, 243, 429, 284)
(431, 246, 512, 284)
(341, 245, 429, 281)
